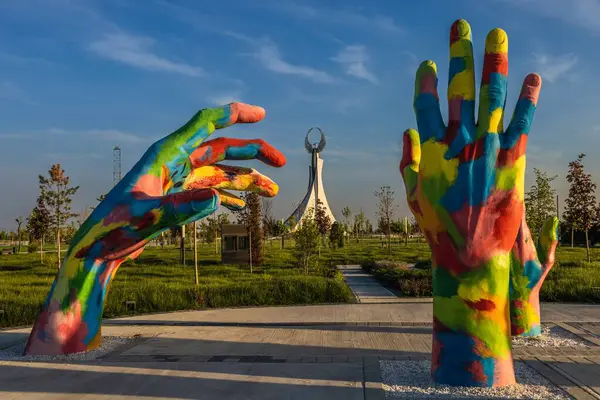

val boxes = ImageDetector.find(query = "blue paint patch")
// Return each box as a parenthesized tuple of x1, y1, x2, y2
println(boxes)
(502, 98, 536, 149)
(433, 330, 495, 387)
(523, 259, 542, 289)
(446, 99, 475, 159)
(448, 57, 466, 84)
(486, 73, 508, 113)
(414, 93, 445, 143)
(227, 143, 260, 160)
(441, 135, 499, 212)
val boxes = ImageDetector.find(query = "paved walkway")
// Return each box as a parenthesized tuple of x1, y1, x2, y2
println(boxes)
(338, 265, 409, 303)
(3, 272, 600, 399)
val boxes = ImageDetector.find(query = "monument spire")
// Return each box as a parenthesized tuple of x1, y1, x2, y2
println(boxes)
(285, 127, 335, 230)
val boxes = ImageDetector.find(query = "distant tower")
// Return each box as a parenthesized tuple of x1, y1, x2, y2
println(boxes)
(285, 127, 335, 230)
(113, 146, 122, 187)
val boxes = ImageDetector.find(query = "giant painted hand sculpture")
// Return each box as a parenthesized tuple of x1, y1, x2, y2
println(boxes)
(510, 217, 559, 337)
(25, 102, 286, 355)
(400, 19, 541, 387)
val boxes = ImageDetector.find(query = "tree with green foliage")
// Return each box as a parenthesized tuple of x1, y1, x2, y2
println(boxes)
(39, 164, 79, 269)
(314, 199, 332, 240)
(524, 168, 558, 242)
(294, 215, 319, 274)
(329, 221, 344, 249)
(341, 206, 351, 239)
(564, 153, 597, 261)
(26, 196, 52, 262)
(374, 186, 397, 252)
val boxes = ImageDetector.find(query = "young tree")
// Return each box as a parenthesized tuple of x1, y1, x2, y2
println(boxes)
(564, 153, 597, 261)
(39, 164, 79, 269)
(329, 221, 344, 249)
(26, 196, 51, 262)
(524, 168, 558, 242)
(374, 186, 397, 252)
(15, 216, 24, 253)
(294, 216, 319, 274)
(314, 199, 332, 244)
(262, 198, 275, 244)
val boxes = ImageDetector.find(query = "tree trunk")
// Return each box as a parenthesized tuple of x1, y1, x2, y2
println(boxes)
(571, 227, 574, 248)
(56, 228, 61, 270)
(586, 229, 591, 263)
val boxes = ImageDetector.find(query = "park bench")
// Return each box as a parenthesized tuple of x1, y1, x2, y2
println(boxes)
(1, 249, 13, 255)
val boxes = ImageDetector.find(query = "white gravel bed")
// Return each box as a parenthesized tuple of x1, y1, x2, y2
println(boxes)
(0, 336, 134, 362)
(512, 325, 590, 348)
(381, 359, 572, 399)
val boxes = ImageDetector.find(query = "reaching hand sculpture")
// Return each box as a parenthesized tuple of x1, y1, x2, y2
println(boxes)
(25, 102, 286, 355)
(510, 217, 558, 336)
(400, 19, 541, 386)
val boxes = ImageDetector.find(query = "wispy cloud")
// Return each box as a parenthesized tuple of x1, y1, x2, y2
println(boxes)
(0, 81, 37, 105)
(532, 53, 578, 83)
(0, 128, 147, 143)
(271, 1, 403, 34)
(496, 0, 600, 33)
(224, 32, 336, 84)
(0, 52, 59, 68)
(206, 92, 244, 106)
(88, 32, 204, 77)
(331, 45, 378, 84)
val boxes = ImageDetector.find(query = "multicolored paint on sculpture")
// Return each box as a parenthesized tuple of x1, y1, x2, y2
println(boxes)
(400, 19, 542, 387)
(25, 102, 286, 355)
(510, 216, 558, 337)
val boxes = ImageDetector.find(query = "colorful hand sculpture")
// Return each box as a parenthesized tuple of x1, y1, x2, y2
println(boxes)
(400, 19, 541, 387)
(25, 102, 286, 355)
(510, 216, 559, 336)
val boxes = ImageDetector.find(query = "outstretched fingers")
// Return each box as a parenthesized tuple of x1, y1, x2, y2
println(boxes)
(400, 129, 421, 197)
(414, 61, 445, 144)
(183, 164, 280, 198)
(189, 137, 287, 169)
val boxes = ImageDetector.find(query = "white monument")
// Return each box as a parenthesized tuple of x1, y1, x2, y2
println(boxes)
(285, 127, 336, 230)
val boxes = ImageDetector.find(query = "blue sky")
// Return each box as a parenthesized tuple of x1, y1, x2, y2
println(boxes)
(1, 0, 599, 231)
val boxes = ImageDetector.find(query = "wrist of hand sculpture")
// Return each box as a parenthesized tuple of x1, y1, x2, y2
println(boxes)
(25, 102, 286, 356)
(400, 19, 541, 387)
(510, 216, 558, 336)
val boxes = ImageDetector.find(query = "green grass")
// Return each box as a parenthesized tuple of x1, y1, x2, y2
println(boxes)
(1, 238, 598, 329)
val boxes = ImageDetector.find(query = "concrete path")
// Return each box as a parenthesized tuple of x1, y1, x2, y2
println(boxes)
(3, 303, 600, 399)
(337, 265, 407, 303)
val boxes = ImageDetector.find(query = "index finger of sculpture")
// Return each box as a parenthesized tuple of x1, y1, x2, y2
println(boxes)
(413, 61, 445, 144)
(184, 165, 279, 197)
(171, 102, 266, 154)
(477, 29, 508, 142)
(446, 19, 476, 156)
(190, 137, 287, 169)
(502, 74, 542, 152)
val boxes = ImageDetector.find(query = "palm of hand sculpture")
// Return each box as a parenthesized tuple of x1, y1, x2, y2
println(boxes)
(400, 19, 541, 386)
(510, 217, 558, 337)
(25, 102, 286, 355)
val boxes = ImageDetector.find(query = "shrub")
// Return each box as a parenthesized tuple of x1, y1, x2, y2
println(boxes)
(27, 242, 40, 253)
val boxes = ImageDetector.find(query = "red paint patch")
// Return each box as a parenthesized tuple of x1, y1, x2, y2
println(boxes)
(465, 298, 496, 312)
(466, 360, 488, 384)
(458, 136, 486, 163)
(497, 135, 527, 167)
(481, 52, 508, 85)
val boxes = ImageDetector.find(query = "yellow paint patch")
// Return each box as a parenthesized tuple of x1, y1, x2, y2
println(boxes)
(487, 107, 504, 134)
(485, 28, 508, 54)
(495, 155, 526, 200)
(419, 140, 458, 181)
(448, 70, 475, 101)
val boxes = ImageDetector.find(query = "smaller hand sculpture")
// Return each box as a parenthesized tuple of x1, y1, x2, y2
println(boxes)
(510, 216, 559, 336)
(400, 19, 542, 387)
(25, 102, 286, 355)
